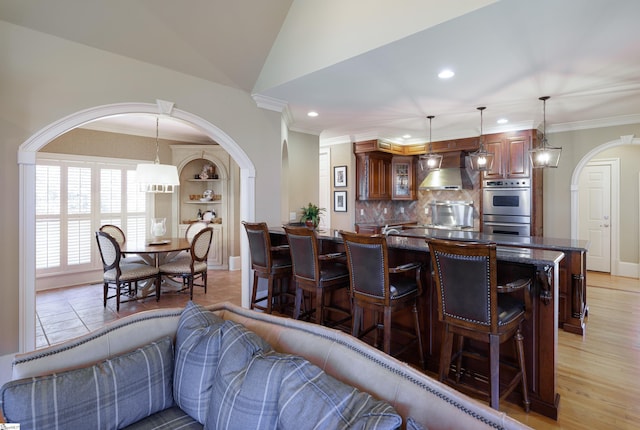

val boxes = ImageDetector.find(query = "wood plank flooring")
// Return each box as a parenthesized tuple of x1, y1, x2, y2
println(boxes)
(35, 270, 640, 429)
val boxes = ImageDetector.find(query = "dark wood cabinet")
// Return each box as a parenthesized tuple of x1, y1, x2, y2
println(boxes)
(356, 151, 392, 200)
(391, 156, 416, 200)
(483, 130, 532, 180)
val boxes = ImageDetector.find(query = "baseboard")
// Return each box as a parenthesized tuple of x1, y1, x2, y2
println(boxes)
(614, 261, 639, 279)
(228, 256, 241, 271)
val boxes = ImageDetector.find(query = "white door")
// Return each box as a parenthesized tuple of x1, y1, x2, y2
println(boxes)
(578, 163, 611, 272)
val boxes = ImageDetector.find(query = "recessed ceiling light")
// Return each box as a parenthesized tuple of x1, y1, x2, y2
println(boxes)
(497, 118, 508, 124)
(307, 111, 318, 117)
(438, 69, 455, 79)
(402, 134, 411, 139)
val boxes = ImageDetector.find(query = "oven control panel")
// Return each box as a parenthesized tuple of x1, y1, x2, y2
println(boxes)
(483, 179, 529, 188)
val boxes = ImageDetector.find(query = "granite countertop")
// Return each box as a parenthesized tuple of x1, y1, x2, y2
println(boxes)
(397, 227, 589, 252)
(354, 220, 417, 227)
(271, 227, 565, 267)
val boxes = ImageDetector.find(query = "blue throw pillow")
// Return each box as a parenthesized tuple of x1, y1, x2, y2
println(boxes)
(173, 301, 272, 425)
(407, 417, 428, 430)
(206, 350, 401, 430)
(1, 336, 174, 430)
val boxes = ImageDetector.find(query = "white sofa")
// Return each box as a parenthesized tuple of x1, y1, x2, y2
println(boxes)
(2, 302, 531, 429)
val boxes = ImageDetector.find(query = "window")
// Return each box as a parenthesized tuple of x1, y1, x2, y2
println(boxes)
(36, 155, 149, 278)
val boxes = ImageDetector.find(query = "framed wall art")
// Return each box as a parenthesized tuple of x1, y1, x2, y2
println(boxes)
(334, 165, 347, 187)
(334, 191, 347, 212)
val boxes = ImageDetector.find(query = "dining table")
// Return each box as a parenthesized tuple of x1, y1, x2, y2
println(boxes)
(121, 237, 192, 294)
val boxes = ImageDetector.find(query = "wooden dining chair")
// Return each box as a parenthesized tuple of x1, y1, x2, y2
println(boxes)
(426, 238, 531, 412)
(159, 227, 213, 300)
(99, 224, 145, 264)
(95, 231, 161, 311)
(340, 230, 425, 369)
(283, 225, 351, 327)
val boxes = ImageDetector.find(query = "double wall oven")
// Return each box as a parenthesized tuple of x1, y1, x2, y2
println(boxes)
(482, 179, 531, 236)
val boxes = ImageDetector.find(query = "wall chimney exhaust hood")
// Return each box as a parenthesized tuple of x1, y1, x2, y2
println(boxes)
(418, 152, 473, 190)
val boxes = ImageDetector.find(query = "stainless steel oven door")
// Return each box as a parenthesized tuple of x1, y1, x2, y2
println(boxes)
(482, 188, 531, 217)
(482, 221, 530, 236)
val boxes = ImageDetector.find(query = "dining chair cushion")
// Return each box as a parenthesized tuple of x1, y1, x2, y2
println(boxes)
(103, 263, 160, 282)
(0, 336, 174, 430)
(174, 301, 272, 425)
(205, 350, 401, 430)
(159, 259, 208, 275)
(319, 262, 349, 281)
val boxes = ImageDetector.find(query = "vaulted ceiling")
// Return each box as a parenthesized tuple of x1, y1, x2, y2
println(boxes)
(2, 0, 639, 144)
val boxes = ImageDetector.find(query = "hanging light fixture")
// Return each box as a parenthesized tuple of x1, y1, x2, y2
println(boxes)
(419, 115, 442, 171)
(135, 116, 180, 193)
(468, 106, 494, 171)
(529, 96, 561, 168)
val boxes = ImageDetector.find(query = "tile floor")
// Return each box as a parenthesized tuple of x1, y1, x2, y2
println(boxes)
(35, 270, 242, 348)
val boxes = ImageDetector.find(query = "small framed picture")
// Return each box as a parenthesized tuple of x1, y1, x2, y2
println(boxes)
(334, 165, 347, 187)
(334, 191, 347, 212)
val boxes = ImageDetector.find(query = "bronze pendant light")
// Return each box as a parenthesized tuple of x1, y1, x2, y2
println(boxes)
(419, 115, 442, 171)
(469, 106, 494, 171)
(529, 96, 562, 168)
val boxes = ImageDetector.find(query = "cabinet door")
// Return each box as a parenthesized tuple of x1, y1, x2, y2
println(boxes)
(392, 156, 416, 200)
(482, 138, 505, 180)
(356, 152, 391, 200)
(505, 135, 530, 178)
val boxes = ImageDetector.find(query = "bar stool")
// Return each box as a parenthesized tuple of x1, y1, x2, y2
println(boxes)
(283, 225, 351, 327)
(426, 238, 531, 412)
(242, 221, 292, 314)
(340, 231, 425, 369)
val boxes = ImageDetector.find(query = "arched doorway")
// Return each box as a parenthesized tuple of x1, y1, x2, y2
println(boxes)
(570, 134, 640, 277)
(18, 101, 256, 351)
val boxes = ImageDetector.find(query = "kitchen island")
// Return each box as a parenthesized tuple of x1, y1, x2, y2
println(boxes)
(399, 227, 590, 335)
(270, 227, 565, 419)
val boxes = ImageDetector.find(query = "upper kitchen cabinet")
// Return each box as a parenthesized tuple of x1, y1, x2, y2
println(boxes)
(355, 151, 392, 200)
(391, 156, 417, 200)
(483, 130, 533, 180)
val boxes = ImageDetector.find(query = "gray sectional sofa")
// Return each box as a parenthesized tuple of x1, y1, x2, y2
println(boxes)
(1, 301, 531, 429)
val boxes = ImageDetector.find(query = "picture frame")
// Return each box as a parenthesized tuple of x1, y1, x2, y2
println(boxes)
(334, 165, 347, 187)
(334, 191, 347, 212)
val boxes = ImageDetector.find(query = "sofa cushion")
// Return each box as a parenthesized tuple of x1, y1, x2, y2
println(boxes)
(1, 336, 174, 430)
(173, 301, 271, 425)
(407, 417, 428, 430)
(205, 350, 402, 430)
(122, 406, 202, 430)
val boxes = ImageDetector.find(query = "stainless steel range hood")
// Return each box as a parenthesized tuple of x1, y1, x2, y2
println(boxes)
(418, 152, 473, 190)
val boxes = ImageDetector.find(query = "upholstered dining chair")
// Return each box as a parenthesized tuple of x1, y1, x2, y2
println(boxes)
(242, 221, 293, 314)
(159, 227, 213, 300)
(426, 238, 531, 412)
(99, 224, 145, 264)
(95, 231, 161, 311)
(283, 225, 351, 327)
(340, 231, 425, 369)
(165, 221, 211, 264)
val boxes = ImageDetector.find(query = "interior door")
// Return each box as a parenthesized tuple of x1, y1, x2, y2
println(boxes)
(579, 163, 611, 272)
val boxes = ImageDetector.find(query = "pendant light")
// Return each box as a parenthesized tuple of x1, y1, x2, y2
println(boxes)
(529, 96, 561, 168)
(419, 115, 442, 171)
(135, 116, 180, 193)
(469, 106, 494, 171)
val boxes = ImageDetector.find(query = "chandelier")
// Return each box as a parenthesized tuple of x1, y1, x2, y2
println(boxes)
(529, 96, 562, 168)
(135, 116, 180, 193)
(419, 115, 442, 171)
(468, 106, 494, 171)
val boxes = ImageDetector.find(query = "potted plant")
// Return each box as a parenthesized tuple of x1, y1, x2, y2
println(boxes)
(300, 202, 325, 228)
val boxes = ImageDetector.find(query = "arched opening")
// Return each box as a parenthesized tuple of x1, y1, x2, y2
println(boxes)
(570, 134, 640, 277)
(18, 102, 256, 351)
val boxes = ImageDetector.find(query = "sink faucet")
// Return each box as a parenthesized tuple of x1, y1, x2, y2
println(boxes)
(382, 224, 400, 236)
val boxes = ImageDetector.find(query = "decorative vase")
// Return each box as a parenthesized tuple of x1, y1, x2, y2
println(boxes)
(305, 220, 315, 228)
(150, 217, 166, 239)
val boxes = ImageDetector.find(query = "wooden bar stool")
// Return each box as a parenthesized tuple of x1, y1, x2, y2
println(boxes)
(242, 221, 292, 314)
(283, 225, 351, 328)
(340, 231, 425, 369)
(427, 238, 531, 412)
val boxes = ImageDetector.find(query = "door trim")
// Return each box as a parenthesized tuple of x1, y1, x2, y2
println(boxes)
(571, 134, 640, 277)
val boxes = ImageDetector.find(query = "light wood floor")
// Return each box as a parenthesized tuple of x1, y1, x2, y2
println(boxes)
(36, 271, 640, 429)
